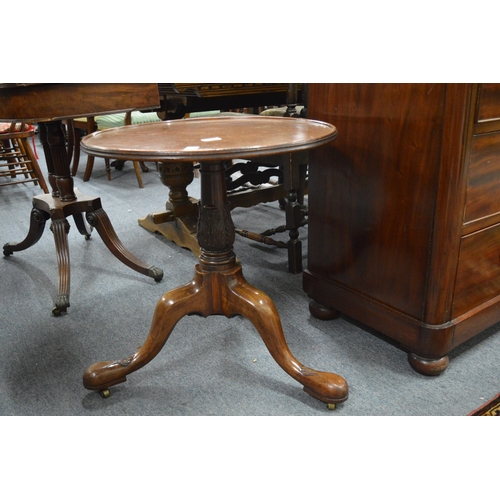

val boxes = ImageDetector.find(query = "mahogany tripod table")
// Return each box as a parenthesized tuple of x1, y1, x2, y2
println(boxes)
(81, 115, 348, 408)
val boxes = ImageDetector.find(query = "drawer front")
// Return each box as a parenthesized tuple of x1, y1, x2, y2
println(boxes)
(453, 223, 500, 318)
(465, 131, 500, 224)
(477, 83, 500, 122)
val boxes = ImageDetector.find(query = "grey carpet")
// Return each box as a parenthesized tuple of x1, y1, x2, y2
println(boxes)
(1, 132, 499, 416)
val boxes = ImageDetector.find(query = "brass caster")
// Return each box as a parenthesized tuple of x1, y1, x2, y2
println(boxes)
(52, 305, 67, 317)
(99, 389, 110, 398)
(327, 403, 336, 410)
(52, 295, 69, 316)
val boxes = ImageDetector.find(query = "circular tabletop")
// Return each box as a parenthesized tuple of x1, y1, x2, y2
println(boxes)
(80, 115, 337, 162)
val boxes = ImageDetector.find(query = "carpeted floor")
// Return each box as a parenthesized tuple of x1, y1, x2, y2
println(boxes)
(2, 119, 498, 500)
(1, 130, 500, 417)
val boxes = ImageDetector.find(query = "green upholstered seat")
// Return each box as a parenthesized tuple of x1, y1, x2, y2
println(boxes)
(95, 111, 161, 129)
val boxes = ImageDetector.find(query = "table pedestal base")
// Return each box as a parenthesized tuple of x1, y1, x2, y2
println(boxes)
(83, 158, 347, 408)
(3, 190, 163, 315)
(138, 209, 200, 257)
(3, 121, 164, 315)
(83, 260, 348, 406)
(138, 161, 201, 255)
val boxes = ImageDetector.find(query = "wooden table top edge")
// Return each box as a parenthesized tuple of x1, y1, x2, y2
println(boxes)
(80, 115, 338, 162)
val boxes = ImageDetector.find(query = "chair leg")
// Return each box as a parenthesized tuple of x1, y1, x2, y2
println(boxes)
(132, 161, 144, 188)
(71, 128, 82, 176)
(105, 159, 112, 181)
(83, 155, 96, 182)
(65, 120, 75, 170)
(21, 137, 49, 193)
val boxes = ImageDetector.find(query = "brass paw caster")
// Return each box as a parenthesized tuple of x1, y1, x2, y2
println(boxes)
(99, 389, 111, 398)
(52, 295, 69, 316)
(327, 403, 336, 410)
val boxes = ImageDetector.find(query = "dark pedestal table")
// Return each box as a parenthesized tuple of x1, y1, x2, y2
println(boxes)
(0, 83, 164, 315)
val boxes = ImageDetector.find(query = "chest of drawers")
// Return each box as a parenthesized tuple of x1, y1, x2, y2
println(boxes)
(303, 83, 500, 375)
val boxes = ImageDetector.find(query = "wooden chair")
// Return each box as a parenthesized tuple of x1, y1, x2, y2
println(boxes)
(69, 110, 161, 187)
(0, 123, 49, 193)
(66, 115, 97, 177)
(226, 84, 309, 273)
(227, 150, 308, 273)
(184, 85, 309, 273)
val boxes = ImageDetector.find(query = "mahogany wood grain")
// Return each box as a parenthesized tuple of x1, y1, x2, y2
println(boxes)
(465, 132, 500, 226)
(303, 83, 500, 376)
(0, 83, 160, 123)
(306, 84, 448, 320)
(80, 115, 335, 162)
(453, 222, 500, 317)
(476, 83, 500, 122)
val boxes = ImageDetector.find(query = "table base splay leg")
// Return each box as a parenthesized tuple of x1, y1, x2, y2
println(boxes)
(86, 208, 163, 282)
(72, 213, 93, 239)
(227, 268, 348, 406)
(3, 207, 49, 256)
(83, 262, 348, 406)
(50, 218, 71, 316)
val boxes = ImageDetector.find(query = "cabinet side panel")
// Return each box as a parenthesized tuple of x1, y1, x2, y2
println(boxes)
(307, 83, 446, 320)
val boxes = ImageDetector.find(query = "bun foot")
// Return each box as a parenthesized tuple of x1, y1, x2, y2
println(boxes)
(309, 300, 340, 320)
(408, 353, 449, 376)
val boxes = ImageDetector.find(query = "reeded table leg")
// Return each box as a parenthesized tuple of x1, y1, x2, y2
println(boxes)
(72, 213, 93, 239)
(86, 207, 163, 282)
(3, 120, 163, 314)
(3, 207, 49, 256)
(50, 218, 71, 316)
(84, 161, 348, 406)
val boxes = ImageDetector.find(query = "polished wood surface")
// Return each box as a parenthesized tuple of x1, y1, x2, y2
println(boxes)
(465, 132, 500, 226)
(1, 84, 163, 315)
(80, 115, 335, 161)
(86, 116, 322, 273)
(81, 116, 348, 407)
(477, 83, 500, 122)
(0, 83, 159, 122)
(157, 83, 302, 118)
(303, 83, 500, 376)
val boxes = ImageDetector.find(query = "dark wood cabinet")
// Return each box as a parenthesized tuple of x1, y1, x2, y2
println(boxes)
(303, 83, 500, 375)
